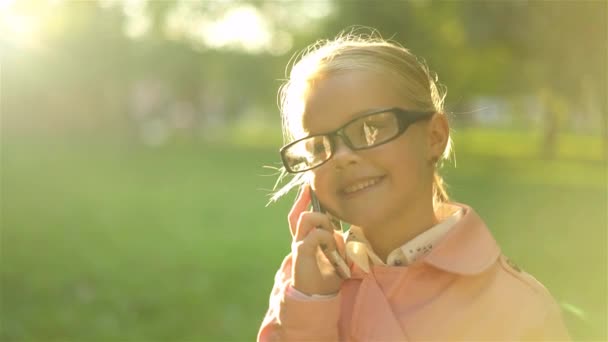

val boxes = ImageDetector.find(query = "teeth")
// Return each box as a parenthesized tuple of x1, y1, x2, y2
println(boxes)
(344, 177, 382, 194)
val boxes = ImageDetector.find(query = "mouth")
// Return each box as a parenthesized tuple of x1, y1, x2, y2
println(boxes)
(340, 175, 386, 198)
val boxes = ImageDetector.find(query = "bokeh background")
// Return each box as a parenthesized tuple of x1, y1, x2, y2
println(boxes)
(1, 0, 606, 341)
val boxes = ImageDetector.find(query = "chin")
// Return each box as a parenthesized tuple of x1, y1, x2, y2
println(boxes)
(338, 205, 387, 228)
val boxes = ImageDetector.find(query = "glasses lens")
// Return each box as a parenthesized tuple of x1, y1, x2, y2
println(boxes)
(344, 111, 400, 148)
(283, 135, 331, 172)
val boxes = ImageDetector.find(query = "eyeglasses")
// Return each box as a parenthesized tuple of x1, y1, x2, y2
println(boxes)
(280, 107, 435, 173)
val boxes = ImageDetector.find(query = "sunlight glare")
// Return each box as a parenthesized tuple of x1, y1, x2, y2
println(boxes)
(0, 0, 16, 11)
(0, 9, 40, 49)
(202, 4, 271, 53)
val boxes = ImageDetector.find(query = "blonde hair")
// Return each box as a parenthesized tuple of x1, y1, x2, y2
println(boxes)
(268, 29, 452, 207)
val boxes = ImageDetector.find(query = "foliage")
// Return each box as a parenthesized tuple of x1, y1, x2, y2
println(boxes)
(1, 130, 606, 340)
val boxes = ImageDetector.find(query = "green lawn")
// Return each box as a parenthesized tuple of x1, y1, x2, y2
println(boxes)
(1, 130, 606, 341)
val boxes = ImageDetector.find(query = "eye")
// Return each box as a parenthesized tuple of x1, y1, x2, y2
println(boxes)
(313, 142, 325, 153)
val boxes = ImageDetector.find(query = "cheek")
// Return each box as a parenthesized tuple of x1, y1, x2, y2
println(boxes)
(383, 139, 430, 183)
(309, 169, 330, 195)
(308, 169, 341, 213)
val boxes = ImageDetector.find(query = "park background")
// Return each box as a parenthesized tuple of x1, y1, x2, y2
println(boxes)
(1, 0, 606, 341)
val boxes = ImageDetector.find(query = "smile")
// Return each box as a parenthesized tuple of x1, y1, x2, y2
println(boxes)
(342, 176, 385, 195)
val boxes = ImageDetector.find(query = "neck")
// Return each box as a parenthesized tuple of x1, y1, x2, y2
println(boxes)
(361, 199, 439, 263)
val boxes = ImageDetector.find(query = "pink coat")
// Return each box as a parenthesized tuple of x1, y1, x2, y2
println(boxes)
(257, 203, 570, 341)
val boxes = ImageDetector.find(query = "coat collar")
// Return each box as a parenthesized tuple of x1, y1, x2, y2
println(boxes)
(422, 202, 501, 275)
(346, 202, 501, 278)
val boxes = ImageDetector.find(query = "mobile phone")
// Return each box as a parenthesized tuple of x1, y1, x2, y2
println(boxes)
(309, 189, 351, 278)
(310, 190, 323, 214)
(310, 190, 342, 232)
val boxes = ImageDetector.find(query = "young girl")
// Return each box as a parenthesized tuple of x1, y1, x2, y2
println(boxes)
(257, 32, 570, 341)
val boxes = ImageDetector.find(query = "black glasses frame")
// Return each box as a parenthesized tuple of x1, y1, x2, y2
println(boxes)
(280, 107, 435, 173)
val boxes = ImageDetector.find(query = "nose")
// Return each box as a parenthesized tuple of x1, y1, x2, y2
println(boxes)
(331, 136, 359, 170)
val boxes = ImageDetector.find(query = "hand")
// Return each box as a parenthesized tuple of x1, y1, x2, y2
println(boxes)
(288, 185, 347, 296)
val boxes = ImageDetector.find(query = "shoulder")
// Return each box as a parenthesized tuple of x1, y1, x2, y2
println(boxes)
(495, 254, 571, 339)
(497, 254, 551, 297)
(484, 254, 562, 319)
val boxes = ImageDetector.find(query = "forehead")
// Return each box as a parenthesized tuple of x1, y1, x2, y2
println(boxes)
(300, 70, 410, 136)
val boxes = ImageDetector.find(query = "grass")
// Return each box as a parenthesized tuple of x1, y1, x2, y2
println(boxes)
(1, 129, 606, 341)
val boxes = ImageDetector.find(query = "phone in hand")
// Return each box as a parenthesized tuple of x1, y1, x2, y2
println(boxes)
(310, 190, 342, 232)
(309, 189, 351, 278)
(310, 189, 324, 215)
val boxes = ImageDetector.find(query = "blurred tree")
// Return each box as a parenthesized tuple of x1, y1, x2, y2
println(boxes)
(2, 0, 605, 155)
(320, 1, 606, 159)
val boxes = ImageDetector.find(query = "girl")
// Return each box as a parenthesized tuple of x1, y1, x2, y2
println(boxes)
(257, 31, 570, 341)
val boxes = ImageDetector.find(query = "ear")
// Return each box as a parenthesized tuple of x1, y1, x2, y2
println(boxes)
(427, 113, 450, 161)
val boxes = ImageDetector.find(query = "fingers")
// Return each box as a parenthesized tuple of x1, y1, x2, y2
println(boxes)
(292, 228, 352, 279)
(294, 211, 334, 242)
(292, 227, 334, 255)
(288, 185, 311, 237)
(287, 186, 351, 279)
(333, 230, 347, 259)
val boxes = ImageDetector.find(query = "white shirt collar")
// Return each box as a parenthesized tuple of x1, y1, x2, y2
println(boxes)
(344, 204, 463, 271)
